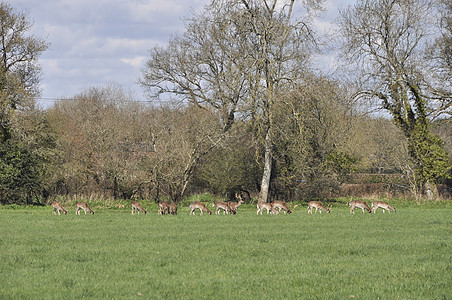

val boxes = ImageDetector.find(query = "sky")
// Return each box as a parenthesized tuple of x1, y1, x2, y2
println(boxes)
(12, 0, 353, 108)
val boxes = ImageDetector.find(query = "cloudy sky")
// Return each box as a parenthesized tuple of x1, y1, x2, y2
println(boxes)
(12, 0, 353, 108)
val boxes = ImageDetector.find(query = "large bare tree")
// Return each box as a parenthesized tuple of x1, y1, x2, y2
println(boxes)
(141, 0, 322, 202)
(339, 0, 451, 197)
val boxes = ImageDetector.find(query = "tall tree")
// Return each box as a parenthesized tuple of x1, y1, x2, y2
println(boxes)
(339, 0, 451, 198)
(0, 2, 48, 143)
(0, 2, 50, 204)
(272, 75, 358, 199)
(141, 0, 322, 202)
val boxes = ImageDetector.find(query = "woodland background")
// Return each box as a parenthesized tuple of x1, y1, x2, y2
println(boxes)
(1, 0, 451, 205)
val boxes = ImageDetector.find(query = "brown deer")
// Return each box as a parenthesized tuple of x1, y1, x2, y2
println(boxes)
(307, 201, 330, 214)
(131, 201, 147, 215)
(51, 201, 67, 215)
(272, 200, 298, 214)
(158, 201, 170, 215)
(169, 202, 178, 215)
(349, 200, 371, 214)
(256, 201, 278, 215)
(189, 202, 212, 215)
(228, 193, 245, 214)
(213, 201, 231, 215)
(75, 201, 94, 215)
(371, 201, 396, 214)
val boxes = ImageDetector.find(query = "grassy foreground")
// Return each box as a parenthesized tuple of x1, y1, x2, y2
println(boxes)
(0, 202, 451, 299)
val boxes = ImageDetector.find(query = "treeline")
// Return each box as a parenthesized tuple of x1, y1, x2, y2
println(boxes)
(1, 0, 451, 204)
(1, 84, 450, 205)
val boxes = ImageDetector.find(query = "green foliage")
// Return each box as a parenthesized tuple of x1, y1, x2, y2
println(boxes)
(408, 123, 451, 185)
(327, 151, 358, 177)
(195, 138, 260, 196)
(268, 76, 364, 199)
(0, 205, 450, 298)
(430, 118, 452, 163)
(185, 192, 223, 204)
(0, 141, 46, 204)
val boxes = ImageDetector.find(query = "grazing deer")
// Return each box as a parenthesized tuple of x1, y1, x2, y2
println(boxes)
(371, 201, 396, 214)
(228, 193, 245, 214)
(75, 201, 94, 215)
(169, 202, 178, 215)
(272, 200, 298, 214)
(189, 202, 212, 215)
(131, 201, 147, 215)
(158, 201, 170, 215)
(256, 201, 278, 215)
(51, 201, 67, 215)
(349, 200, 371, 214)
(213, 201, 231, 215)
(307, 201, 330, 214)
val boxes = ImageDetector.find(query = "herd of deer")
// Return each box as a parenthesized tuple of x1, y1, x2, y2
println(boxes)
(51, 197, 396, 216)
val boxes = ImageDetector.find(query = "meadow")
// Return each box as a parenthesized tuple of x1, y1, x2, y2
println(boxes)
(0, 199, 451, 299)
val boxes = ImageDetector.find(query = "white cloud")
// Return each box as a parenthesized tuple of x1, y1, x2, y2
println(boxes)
(104, 38, 155, 54)
(127, 1, 185, 22)
(120, 56, 146, 68)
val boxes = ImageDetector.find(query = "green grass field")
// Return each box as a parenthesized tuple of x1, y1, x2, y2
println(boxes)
(1, 200, 451, 299)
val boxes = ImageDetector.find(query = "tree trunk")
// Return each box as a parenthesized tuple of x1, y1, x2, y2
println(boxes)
(174, 136, 223, 202)
(259, 127, 272, 202)
(423, 181, 438, 200)
(113, 176, 118, 199)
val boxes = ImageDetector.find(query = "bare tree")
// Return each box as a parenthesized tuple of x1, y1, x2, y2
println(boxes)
(46, 82, 226, 202)
(46, 85, 154, 198)
(141, 0, 323, 202)
(339, 0, 451, 197)
(144, 105, 224, 202)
